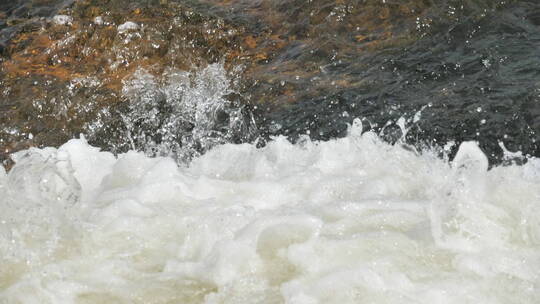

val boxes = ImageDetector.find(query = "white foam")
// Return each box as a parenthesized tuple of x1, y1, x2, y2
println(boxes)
(1, 129, 539, 303)
(117, 21, 139, 33)
(52, 15, 73, 26)
(93, 16, 104, 26)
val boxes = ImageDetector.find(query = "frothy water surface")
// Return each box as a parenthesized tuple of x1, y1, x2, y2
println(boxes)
(1, 123, 539, 303)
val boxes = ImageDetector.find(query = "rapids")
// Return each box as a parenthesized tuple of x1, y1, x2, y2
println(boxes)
(1, 124, 539, 303)
(2, 1, 540, 303)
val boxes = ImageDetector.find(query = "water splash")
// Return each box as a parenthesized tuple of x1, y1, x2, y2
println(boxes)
(90, 63, 256, 162)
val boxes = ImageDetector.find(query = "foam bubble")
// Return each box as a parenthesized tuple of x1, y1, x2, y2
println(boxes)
(52, 15, 73, 26)
(117, 21, 139, 33)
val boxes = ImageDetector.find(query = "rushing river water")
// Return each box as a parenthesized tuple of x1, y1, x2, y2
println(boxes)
(1, 0, 540, 303)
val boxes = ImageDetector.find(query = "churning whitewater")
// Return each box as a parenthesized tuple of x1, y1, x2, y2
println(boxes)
(1, 123, 540, 303)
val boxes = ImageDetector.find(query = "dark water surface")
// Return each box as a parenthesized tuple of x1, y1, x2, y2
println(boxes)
(1, 0, 540, 165)
(0, 0, 75, 51)
(249, 0, 540, 162)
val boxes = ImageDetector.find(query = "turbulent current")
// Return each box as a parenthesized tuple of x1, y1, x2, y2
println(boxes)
(1, 124, 539, 303)
(2, 0, 540, 303)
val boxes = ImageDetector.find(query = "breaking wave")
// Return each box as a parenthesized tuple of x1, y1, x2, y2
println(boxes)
(1, 121, 539, 303)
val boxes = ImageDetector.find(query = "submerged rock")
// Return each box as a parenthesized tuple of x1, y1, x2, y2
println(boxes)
(1, 0, 432, 164)
(1, 0, 539, 166)
(0, 0, 259, 163)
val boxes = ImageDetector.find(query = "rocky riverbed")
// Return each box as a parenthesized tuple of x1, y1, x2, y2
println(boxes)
(1, 0, 539, 166)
